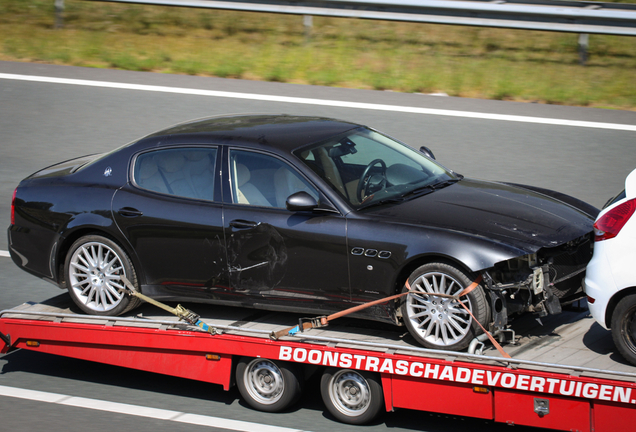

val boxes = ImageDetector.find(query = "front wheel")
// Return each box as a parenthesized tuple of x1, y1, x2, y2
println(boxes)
(64, 235, 141, 316)
(401, 262, 490, 351)
(320, 368, 383, 425)
(236, 357, 303, 412)
(611, 294, 636, 366)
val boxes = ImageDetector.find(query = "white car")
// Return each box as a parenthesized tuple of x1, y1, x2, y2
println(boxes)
(585, 168, 636, 365)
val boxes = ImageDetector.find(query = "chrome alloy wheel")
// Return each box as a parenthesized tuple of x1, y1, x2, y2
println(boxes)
(328, 370, 372, 417)
(243, 359, 285, 405)
(68, 241, 127, 312)
(405, 271, 473, 347)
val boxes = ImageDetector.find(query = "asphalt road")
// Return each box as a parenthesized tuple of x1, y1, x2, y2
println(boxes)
(1, 60, 635, 432)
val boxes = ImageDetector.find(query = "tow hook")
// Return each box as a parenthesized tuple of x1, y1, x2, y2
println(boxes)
(468, 328, 516, 355)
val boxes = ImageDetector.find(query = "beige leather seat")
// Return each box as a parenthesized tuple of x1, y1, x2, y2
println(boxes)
(235, 163, 272, 207)
(315, 147, 346, 196)
(155, 151, 190, 196)
(182, 150, 215, 200)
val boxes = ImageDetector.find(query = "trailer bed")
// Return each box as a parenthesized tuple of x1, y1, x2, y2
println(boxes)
(4, 294, 636, 431)
(3, 294, 634, 382)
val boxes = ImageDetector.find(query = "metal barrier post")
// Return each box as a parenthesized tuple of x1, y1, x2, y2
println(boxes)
(55, 0, 64, 29)
(578, 33, 589, 65)
(304, 15, 313, 42)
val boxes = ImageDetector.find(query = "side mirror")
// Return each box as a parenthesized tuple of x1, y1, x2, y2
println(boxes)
(286, 191, 318, 211)
(419, 146, 436, 160)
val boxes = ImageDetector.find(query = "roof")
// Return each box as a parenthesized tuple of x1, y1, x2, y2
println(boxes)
(141, 114, 361, 153)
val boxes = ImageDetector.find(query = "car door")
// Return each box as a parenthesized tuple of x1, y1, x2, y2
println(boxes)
(222, 148, 350, 313)
(112, 146, 230, 299)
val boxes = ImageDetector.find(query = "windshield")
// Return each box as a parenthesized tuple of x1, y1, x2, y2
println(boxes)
(294, 127, 460, 209)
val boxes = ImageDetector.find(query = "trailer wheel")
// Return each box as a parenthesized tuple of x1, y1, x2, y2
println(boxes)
(236, 357, 303, 412)
(320, 368, 383, 425)
(401, 262, 490, 351)
(611, 294, 636, 366)
(64, 235, 141, 316)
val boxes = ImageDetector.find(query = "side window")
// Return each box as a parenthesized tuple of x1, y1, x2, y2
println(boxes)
(134, 147, 217, 201)
(229, 150, 318, 208)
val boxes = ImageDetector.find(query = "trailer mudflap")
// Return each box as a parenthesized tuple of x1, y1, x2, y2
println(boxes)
(0, 331, 11, 353)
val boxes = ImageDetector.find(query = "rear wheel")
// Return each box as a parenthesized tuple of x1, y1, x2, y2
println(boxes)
(64, 235, 140, 316)
(611, 294, 636, 366)
(236, 357, 303, 412)
(401, 262, 489, 351)
(320, 368, 383, 425)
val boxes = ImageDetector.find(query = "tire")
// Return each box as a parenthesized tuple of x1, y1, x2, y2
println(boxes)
(401, 262, 490, 351)
(320, 368, 383, 425)
(64, 235, 141, 316)
(611, 294, 636, 367)
(236, 357, 303, 412)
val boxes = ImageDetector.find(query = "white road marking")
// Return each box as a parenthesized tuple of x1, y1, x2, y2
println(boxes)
(0, 251, 9, 258)
(0, 385, 306, 432)
(1, 73, 635, 131)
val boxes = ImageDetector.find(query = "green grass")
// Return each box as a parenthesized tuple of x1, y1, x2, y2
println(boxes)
(1, 0, 636, 109)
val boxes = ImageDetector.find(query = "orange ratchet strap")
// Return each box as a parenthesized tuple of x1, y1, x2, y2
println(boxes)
(271, 290, 409, 340)
(409, 275, 510, 359)
(272, 274, 511, 359)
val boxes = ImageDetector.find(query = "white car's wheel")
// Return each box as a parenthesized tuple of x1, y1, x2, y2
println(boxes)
(611, 294, 636, 366)
(65, 235, 140, 316)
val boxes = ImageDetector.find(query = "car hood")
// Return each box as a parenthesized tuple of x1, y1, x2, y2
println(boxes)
(366, 178, 595, 252)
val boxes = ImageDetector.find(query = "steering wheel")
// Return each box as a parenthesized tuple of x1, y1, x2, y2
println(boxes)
(356, 159, 387, 202)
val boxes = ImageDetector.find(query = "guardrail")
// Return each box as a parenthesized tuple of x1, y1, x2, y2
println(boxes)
(79, 0, 636, 36)
(53, 0, 636, 63)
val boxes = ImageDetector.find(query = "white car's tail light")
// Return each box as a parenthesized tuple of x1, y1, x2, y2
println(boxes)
(594, 198, 636, 241)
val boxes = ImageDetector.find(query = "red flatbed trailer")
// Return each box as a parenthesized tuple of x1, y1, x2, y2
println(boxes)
(1, 296, 635, 431)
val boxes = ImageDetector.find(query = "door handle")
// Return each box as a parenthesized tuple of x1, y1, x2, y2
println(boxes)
(230, 219, 261, 229)
(118, 207, 143, 217)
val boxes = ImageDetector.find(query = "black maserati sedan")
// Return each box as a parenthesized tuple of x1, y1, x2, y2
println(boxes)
(8, 114, 597, 351)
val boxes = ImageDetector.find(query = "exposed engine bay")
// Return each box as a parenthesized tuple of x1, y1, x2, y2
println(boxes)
(484, 233, 594, 329)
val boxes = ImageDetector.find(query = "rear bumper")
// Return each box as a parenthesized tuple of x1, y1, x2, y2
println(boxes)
(584, 241, 620, 329)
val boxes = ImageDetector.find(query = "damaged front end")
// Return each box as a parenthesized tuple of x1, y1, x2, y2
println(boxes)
(483, 232, 594, 330)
